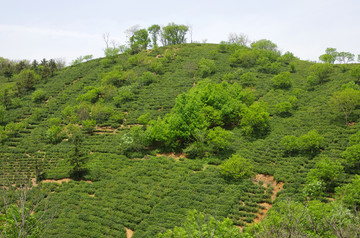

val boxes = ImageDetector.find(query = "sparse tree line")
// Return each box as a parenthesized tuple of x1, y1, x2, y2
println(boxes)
(100, 23, 190, 58)
(319, 47, 360, 64)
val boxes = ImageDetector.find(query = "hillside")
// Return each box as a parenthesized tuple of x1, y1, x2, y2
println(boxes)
(1, 42, 360, 237)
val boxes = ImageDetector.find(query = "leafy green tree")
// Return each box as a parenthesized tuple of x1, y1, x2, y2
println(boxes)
(298, 130, 324, 154)
(251, 39, 278, 51)
(31, 89, 46, 103)
(272, 71, 292, 89)
(275, 101, 293, 116)
(82, 119, 96, 135)
(71, 55, 93, 65)
(68, 130, 88, 180)
(240, 102, 270, 135)
(282, 130, 324, 155)
(350, 66, 360, 82)
(113, 86, 135, 107)
(336, 175, 360, 209)
(239, 72, 256, 86)
(104, 47, 120, 58)
(77, 87, 101, 103)
(329, 87, 360, 125)
(306, 157, 343, 192)
(158, 210, 240, 238)
(229, 49, 258, 68)
(0, 125, 8, 143)
(281, 135, 299, 154)
(46, 125, 63, 144)
(0, 104, 6, 125)
(160, 23, 189, 46)
(101, 70, 126, 87)
(130, 29, 150, 53)
(219, 154, 253, 180)
(319, 48, 338, 63)
(197, 58, 216, 78)
(15, 69, 41, 94)
(148, 24, 161, 48)
(337, 52, 355, 64)
(342, 143, 360, 169)
(309, 63, 334, 84)
(91, 103, 113, 123)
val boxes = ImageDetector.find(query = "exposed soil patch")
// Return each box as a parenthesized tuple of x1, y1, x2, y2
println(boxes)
(125, 228, 133, 238)
(156, 152, 186, 161)
(40, 179, 93, 185)
(252, 174, 284, 223)
(94, 126, 118, 134)
(41, 178, 72, 184)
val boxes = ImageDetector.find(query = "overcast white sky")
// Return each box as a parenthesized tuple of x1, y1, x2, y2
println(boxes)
(0, 0, 359, 64)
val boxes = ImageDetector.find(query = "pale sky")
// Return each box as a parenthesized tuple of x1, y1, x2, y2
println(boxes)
(0, 0, 359, 64)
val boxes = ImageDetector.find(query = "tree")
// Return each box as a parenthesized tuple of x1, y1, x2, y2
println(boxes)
(319, 48, 338, 63)
(306, 157, 343, 192)
(272, 72, 292, 89)
(31, 89, 46, 103)
(336, 175, 360, 209)
(0, 105, 5, 125)
(337, 52, 355, 64)
(219, 154, 253, 180)
(298, 130, 324, 154)
(350, 66, 360, 83)
(46, 125, 63, 144)
(229, 49, 258, 68)
(309, 63, 334, 84)
(15, 69, 41, 94)
(342, 143, 360, 170)
(329, 87, 360, 125)
(228, 33, 249, 46)
(130, 29, 150, 53)
(148, 24, 161, 48)
(240, 102, 270, 136)
(251, 39, 278, 51)
(275, 101, 293, 117)
(0, 171, 55, 237)
(68, 130, 89, 180)
(160, 23, 189, 46)
(158, 210, 240, 237)
(197, 58, 216, 78)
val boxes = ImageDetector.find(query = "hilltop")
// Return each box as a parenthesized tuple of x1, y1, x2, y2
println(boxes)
(1, 41, 360, 237)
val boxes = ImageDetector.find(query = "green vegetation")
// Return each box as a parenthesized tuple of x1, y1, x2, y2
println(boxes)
(1, 33, 360, 237)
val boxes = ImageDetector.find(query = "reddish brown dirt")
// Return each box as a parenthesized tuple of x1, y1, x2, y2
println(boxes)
(252, 174, 284, 223)
(126, 228, 133, 238)
(40, 179, 93, 185)
(41, 178, 72, 184)
(156, 152, 186, 161)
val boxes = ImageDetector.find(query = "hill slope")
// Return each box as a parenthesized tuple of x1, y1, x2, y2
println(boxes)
(1, 43, 360, 237)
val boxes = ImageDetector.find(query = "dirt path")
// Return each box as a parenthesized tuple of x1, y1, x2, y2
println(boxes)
(40, 178, 93, 184)
(125, 228, 133, 238)
(41, 178, 72, 184)
(156, 152, 186, 161)
(252, 174, 284, 223)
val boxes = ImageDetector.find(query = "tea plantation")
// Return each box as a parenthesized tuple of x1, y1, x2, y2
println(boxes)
(1, 42, 360, 237)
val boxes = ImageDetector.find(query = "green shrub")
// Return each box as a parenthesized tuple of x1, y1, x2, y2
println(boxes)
(219, 154, 254, 180)
(272, 72, 292, 89)
(197, 58, 216, 78)
(32, 89, 46, 103)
